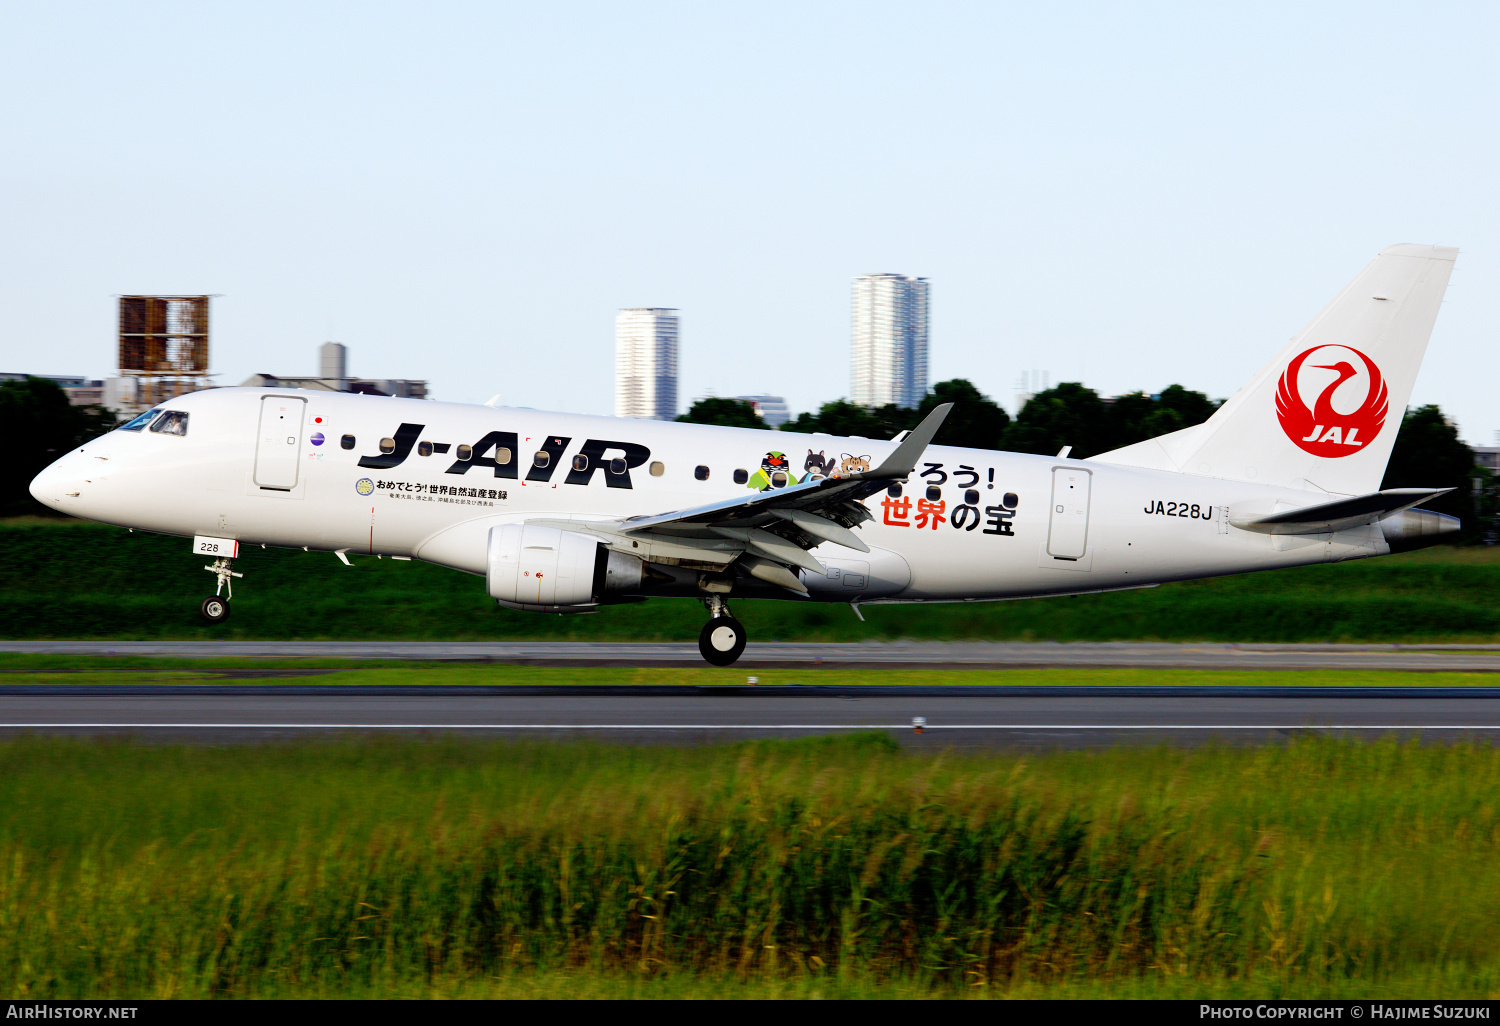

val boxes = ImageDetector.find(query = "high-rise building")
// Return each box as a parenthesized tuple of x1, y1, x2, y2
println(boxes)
(319, 342, 349, 389)
(851, 273, 928, 409)
(615, 308, 679, 420)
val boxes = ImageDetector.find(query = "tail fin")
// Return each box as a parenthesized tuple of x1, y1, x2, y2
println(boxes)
(1094, 244, 1458, 495)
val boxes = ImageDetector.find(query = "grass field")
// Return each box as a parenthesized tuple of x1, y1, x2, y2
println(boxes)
(3, 519, 1499, 643)
(4, 732, 1500, 999)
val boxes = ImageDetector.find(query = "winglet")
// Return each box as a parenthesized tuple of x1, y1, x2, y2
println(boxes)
(864, 403, 952, 479)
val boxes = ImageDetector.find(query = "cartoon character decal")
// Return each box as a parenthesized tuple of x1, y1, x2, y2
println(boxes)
(745, 450, 870, 490)
(803, 450, 834, 479)
(747, 450, 801, 491)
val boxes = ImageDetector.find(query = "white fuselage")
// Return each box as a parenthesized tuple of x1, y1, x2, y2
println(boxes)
(30, 387, 1390, 605)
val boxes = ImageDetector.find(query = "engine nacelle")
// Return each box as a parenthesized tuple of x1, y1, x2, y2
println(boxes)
(486, 524, 647, 612)
(1381, 508, 1461, 552)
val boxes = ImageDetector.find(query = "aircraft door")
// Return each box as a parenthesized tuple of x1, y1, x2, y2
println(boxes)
(254, 396, 306, 490)
(1047, 467, 1091, 559)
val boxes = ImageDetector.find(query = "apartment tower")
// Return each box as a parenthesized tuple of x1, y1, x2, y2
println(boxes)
(851, 273, 928, 409)
(615, 308, 679, 420)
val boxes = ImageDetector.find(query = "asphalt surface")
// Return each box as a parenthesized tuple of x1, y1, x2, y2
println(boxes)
(8, 640, 1500, 747)
(6, 640, 1500, 671)
(4, 691, 1500, 749)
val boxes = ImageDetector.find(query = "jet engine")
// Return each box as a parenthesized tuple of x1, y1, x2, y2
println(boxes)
(1380, 508, 1461, 552)
(486, 524, 645, 612)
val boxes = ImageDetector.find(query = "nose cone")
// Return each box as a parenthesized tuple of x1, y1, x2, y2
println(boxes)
(29, 451, 87, 514)
(29, 461, 63, 510)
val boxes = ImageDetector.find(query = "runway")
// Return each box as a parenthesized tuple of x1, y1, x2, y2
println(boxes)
(7, 640, 1500, 671)
(9, 640, 1500, 748)
(6, 691, 1500, 748)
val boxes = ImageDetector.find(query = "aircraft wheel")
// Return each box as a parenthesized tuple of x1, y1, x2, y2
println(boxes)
(698, 616, 747, 666)
(200, 595, 230, 624)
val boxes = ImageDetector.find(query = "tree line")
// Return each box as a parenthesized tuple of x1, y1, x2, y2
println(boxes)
(680, 378, 1493, 538)
(2, 375, 1490, 542)
(2, 376, 117, 517)
(683, 378, 1221, 457)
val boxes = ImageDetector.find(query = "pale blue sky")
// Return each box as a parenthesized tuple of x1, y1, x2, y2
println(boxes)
(2, 2, 1496, 443)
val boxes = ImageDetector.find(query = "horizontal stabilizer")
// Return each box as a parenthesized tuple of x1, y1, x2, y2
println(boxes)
(1230, 488, 1453, 535)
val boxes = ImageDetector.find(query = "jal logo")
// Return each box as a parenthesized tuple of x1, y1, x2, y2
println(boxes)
(1275, 345, 1388, 458)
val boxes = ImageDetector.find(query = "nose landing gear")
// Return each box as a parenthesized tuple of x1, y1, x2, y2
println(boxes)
(698, 594, 747, 666)
(201, 557, 242, 624)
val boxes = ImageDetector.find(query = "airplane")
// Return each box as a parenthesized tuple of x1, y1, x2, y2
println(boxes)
(29, 244, 1461, 666)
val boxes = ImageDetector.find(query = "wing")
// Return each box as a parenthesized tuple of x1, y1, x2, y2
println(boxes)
(527, 404, 953, 593)
(618, 402, 950, 533)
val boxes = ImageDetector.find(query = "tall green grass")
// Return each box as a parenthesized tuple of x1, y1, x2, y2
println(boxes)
(3, 520, 1498, 642)
(4, 734, 1500, 998)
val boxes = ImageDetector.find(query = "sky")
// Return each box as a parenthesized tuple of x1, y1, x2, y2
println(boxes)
(1, 2, 1496, 444)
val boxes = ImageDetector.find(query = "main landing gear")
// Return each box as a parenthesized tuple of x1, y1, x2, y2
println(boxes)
(698, 594, 747, 667)
(201, 557, 243, 624)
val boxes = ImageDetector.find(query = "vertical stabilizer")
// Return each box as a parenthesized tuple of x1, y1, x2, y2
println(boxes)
(1093, 245, 1458, 495)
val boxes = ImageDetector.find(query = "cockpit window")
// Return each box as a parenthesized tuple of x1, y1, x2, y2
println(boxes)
(117, 409, 162, 432)
(149, 411, 190, 436)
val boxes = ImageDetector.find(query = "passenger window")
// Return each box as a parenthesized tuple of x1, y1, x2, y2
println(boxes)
(456, 444, 473, 461)
(649, 461, 665, 477)
(379, 437, 396, 454)
(534, 451, 550, 469)
(150, 411, 189, 436)
(1003, 492, 1019, 509)
(965, 489, 980, 505)
(695, 465, 710, 481)
(609, 457, 627, 475)
(770, 470, 788, 488)
(117, 409, 162, 432)
(417, 441, 433, 457)
(341, 434, 356, 450)
(925, 485, 942, 501)
(887, 483, 903, 497)
(732, 469, 748, 485)
(572, 454, 589, 472)
(495, 447, 511, 464)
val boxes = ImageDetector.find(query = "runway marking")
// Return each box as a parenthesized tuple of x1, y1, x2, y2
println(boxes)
(4, 723, 1500, 730)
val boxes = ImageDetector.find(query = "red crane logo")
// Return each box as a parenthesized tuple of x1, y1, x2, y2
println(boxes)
(1275, 345, 1388, 458)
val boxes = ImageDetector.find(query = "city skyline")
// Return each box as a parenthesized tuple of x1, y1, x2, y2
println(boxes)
(2, 6, 1497, 446)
